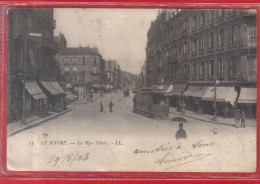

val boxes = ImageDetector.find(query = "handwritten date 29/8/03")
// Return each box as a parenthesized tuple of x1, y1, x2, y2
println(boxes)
(47, 151, 89, 167)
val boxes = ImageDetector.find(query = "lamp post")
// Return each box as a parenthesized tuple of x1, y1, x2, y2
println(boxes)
(213, 79, 219, 121)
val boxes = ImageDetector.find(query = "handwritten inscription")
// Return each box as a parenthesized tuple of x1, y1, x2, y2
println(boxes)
(154, 152, 211, 171)
(47, 151, 89, 167)
(134, 142, 173, 154)
(192, 140, 214, 149)
(134, 140, 214, 171)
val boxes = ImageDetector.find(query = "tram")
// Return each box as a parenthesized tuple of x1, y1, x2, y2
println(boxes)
(133, 87, 169, 118)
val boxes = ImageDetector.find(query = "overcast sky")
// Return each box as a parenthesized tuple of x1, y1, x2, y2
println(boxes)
(54, 8, 159, 74)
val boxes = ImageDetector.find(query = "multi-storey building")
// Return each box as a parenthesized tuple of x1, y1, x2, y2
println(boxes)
(7, 8, 60, 123)
(105, 60, 121, 89)
(57, 47, 105, 94)
(146, 9, 256, 118)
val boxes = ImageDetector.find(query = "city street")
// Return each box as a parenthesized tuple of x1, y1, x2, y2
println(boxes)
(7, 90, 256, 172)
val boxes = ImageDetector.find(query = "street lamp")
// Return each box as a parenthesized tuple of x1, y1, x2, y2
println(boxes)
(213, 79, 219, 121)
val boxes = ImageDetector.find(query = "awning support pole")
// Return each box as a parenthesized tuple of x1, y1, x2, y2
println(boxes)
(213, 80, 218, 121)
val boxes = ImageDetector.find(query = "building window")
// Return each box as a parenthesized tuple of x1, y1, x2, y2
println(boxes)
(218, 29, 225, 48)
(192, 63, 197, 79)
(231, 25, 238, 45)
(73, 66, 78, 71)
(218, 58, 225, 77)
(183, 64, 188, 79)
(209, 32, 214, 50)
(218, 9, 224, 19)
(65, 66, 69, 71)
(192, 15, 197, 30)
(248, 25, 256, 47)
(247, 58, 257, 81)
(200, 62, 205, 77)
(192, 39, 197, 53)
(229, 58, 237, 77)
(208, 10, 214, 24)
(183, 42, 188, 54)
(83, 57, 85, 64)
(200, 35, 205, 51)
(200, 11, 205, 27)
(208, 60, 214, 77)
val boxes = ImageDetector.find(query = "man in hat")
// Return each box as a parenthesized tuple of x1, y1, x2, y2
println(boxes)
(175, 123, 187, 140)
(235, 109, 241, 128)
(241, 110, 246, 128)
(109, 100, 113, 113)
(100, 101, 103, 112)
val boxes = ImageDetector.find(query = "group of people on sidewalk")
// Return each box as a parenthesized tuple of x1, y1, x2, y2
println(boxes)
(235, 109, 247, 128)
(99, 100, 114, 113)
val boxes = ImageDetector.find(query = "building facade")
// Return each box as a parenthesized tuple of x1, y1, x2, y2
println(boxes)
(145, 9, 256, 118)
(57, 47, 105, 94)
(7, 8, 59, 123)
(105, 60, 121, 89)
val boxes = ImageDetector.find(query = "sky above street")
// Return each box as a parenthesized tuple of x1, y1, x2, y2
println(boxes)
(54, 8, 159, 74)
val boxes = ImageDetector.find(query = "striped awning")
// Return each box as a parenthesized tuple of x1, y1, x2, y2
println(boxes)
(41, 81, 60, 95)
(168, 84, 187, 96)
(50, 82, 65, 94)
(25, 82, 47, 100)
(184, 86, 209, 98)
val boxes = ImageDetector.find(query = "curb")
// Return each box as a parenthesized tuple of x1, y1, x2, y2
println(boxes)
(8, 108, 72, 137)
(169, 111, 234, 127)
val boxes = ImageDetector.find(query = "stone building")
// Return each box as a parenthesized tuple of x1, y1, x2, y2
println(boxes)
(105, 60, 121, 90)
(57, 47, 105, 94)
(7, 8, 61, 123)
(145, 9, 256, 118)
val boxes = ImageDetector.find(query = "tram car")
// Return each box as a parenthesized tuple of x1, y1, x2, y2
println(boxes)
(133, 87, 169, 118)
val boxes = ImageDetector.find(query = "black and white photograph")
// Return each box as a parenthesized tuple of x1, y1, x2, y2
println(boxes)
(6, 8, 257, 172)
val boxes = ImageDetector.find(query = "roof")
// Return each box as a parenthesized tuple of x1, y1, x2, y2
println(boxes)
(60, 47, 101, 56)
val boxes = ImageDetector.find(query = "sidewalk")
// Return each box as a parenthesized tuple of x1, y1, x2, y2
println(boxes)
(67, 93, 104, 104)
(7, 108, 72, 137)
(169, 107, 257, 127)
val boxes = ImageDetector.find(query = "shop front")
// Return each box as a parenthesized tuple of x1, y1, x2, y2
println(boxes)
(237, 87, 256, 118)
(24, 81, 48, 117)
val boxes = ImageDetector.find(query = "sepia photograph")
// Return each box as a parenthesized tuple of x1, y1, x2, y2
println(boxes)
(6, 7, 257, 172)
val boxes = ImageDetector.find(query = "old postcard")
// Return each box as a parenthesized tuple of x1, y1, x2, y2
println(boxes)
(6, 8, 257, 172)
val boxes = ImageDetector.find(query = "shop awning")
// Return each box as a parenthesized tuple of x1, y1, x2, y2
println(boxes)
(168, 84, 187, 96)
(25, 82, 47, 100)
(41, 81, 60, 95)
(183, 86, 209, 98)
(50, 82, 65, 94)
(238, 87, 256, 104)
(152, 85, 157, 88)
(92, 83, 101, 88)
(202, 87, 237, 104)
(156, 85, 164, 90)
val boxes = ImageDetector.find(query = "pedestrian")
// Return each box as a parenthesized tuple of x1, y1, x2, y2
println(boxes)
(109, 100, 113, 112)
(90, 93, 93, 101)
(175, 123, 187, 140)
(235, 109, 241, 128)
(83, 95, 86, 104)
(241, 110, 246, 128)
(100, 101, 103, 112)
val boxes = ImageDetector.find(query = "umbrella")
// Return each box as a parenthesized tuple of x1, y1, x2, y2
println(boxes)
(171, 117, 187, 122)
